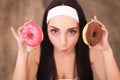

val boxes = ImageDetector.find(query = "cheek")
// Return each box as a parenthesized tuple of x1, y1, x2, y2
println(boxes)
(48, 31, 53, 43)
(48, 31, 58, 46)
(69, 33, 79, 47)
(70, 39, 78, 47)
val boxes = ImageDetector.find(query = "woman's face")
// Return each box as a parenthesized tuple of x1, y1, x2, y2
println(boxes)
(47, 15, 79, 54)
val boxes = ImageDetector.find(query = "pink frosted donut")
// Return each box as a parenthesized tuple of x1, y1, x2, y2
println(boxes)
(21, 21, 43, 47)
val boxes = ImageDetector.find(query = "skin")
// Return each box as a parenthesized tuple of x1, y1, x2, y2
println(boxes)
(47, 15, 79, 55)
(47, 16, 79, 78)
(11, 16, 120, 80)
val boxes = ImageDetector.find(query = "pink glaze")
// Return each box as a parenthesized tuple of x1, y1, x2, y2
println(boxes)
(21, 21, 43, 47)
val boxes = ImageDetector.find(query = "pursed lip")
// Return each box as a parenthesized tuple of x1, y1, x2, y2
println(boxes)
(61, 49, 67, 53)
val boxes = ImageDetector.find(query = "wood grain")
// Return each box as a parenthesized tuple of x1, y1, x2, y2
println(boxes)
(0, 0, 120, 80)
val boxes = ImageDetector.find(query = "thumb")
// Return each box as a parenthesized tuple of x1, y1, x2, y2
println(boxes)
(11, 27, 20, 40)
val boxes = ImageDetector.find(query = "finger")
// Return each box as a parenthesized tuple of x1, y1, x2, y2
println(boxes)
(89, 19, 97, 24)
(11, 27, 19, 40)
(18, 26, 23, 38)
(88, 45, 92, 48)
(96, 20, 106, 28)
(102, 26, 108, 36)
(94, 15, 97, 20)
(90, 16, 97, 22)
(90, 19, 94, 22)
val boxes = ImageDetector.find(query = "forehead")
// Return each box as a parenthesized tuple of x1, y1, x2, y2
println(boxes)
(48, 15, 79, 29)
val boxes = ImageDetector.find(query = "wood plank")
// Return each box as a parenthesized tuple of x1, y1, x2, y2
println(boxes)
(0, 0, 120, 80)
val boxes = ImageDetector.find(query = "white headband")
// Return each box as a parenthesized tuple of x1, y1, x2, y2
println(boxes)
(47, 6, 79, 23)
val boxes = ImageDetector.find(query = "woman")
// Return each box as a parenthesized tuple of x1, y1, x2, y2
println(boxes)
(11, 0, 120, 80)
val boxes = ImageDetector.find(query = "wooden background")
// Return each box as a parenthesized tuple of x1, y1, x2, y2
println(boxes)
(0, 0, 120, 80)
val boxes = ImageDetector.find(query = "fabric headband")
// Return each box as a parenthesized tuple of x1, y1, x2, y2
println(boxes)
(47, 5, 79, 23)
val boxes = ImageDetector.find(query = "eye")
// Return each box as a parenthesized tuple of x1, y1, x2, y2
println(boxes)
(69, 30, 77, 35)
(50, 29, 58, 34)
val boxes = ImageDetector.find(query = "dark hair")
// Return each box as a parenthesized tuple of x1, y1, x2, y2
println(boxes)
(37, 0, 93, 80)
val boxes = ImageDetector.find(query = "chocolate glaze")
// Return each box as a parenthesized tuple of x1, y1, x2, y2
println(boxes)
(86, 22, 102, 46)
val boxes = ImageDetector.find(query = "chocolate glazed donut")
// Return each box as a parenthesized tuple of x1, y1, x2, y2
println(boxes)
(82, 22, 102, 46)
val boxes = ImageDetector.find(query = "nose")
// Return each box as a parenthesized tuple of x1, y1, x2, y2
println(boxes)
(60, 34, 67, 46)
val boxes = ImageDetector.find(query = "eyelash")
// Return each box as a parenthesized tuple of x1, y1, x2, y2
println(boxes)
(50, 29, 77, 35)
(69, 30, 77, 35)
(50, 29, 58, 34)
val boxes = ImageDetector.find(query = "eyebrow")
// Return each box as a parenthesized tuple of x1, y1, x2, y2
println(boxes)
(49, 26, 78, 30)
(49, 26, 60, 30)
(67, 27, 79, 30)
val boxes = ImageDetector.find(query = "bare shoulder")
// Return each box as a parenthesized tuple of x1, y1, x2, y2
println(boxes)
(89, 48, 106, 80)
(27, 46, 41, 80)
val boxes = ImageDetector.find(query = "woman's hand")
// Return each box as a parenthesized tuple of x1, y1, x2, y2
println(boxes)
(89, 16, 111, 51)
(11, 27, 38, 54)
(89, 16, 120, 80)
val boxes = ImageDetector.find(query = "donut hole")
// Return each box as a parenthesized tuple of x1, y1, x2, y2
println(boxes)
(29, 32, 34, 39)
(92, 31, 97, 37)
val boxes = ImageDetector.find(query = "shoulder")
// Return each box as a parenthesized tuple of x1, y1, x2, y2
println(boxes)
(27, 46, 41, 80)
